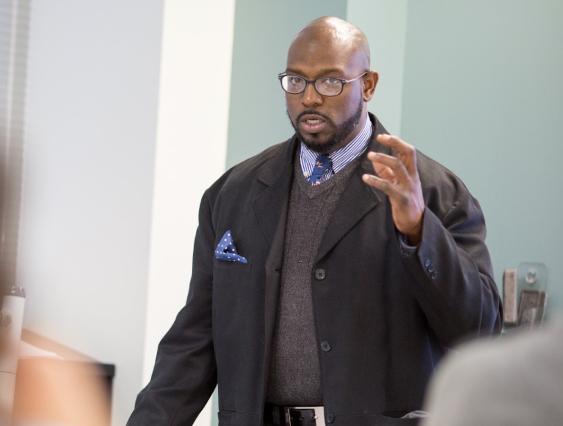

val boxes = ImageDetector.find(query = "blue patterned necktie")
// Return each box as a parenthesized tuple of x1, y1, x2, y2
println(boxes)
(307, 154, 333, 186)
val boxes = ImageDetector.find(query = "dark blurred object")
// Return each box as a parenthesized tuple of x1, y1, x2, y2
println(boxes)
(502, 268, 518, 325)
(503, 263, 549, 331)
(518, 290, 547, 328)
(517, 263, 549, 328)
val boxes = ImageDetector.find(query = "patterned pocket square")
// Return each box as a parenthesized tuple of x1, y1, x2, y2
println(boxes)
(215, 230, 248, 264)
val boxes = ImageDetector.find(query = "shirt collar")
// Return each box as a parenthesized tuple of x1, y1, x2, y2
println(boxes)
(299, 118, 372, 178)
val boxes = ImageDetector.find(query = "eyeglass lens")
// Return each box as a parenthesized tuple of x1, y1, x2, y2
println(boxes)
(281, 75, 343, 96)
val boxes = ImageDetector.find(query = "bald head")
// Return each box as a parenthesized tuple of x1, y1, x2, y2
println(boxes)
(288, 16, 371, 71)
(283, 17, 378, 154)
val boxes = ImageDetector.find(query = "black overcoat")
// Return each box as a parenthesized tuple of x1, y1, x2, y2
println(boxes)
(128, 114, 502, 426)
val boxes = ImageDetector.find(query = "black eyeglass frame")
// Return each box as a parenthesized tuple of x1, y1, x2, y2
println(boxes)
(277, 71, 368, 97)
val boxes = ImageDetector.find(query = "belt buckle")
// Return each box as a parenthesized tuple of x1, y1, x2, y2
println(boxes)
(285, 406, 325, 426)
(283, 407, 291, 426)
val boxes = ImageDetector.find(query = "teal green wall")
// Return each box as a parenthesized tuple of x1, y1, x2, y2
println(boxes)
(346, 0, 408, 135)
(400, 0, 563, 313)
(216, 0, 562, 423)
(227, 0, 563, 313)
(226, 0, 348, 167)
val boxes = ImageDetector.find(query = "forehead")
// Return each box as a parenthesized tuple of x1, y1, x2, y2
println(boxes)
(286, 36, 364, 77)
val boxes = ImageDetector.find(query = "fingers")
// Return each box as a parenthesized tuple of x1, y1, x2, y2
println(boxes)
(372, 160, 396, 181)
(364, 134, 420, 201)
(364, 134, 425, 240)
(376, 133, 411, 152)
(362, 173, 404, 200)
(367, 151, 409, 184)
(375, 134, 417, 175)
(364, 134, 420, 199)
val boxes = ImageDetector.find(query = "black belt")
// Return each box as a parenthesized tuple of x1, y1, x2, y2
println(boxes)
(264, 403, 325, 426)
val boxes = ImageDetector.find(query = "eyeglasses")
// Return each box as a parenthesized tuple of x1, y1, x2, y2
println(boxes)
(277, 72, 368, 97)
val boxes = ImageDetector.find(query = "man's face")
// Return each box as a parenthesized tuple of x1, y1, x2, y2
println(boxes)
(284, 36, 371, 153)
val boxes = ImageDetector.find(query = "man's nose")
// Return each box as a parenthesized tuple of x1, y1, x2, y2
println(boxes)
(301, 82, 323, 108)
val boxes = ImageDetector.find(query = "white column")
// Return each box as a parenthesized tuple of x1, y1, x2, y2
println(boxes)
(142, 1, 236, 425)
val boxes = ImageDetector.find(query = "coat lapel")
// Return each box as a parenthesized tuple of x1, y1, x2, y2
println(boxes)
(252, 113, 388, 256)
(315, 114, 390, 262)
(252, 138, 296, 249)
(314, 159, 382, 262)
(251, 138, 296, 369)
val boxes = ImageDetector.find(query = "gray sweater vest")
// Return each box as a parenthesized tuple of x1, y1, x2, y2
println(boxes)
(266, 152, 360, 405)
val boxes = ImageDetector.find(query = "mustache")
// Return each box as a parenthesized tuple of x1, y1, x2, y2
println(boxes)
(296, 110, 332, 123)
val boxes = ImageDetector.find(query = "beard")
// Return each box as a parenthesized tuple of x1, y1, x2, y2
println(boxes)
(288, 98, 364, 154)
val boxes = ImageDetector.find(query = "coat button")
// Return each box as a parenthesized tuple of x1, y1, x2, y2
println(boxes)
(320, 341, 331, 352)
(400, 248, 412, 258)
(326, 412, 335, 423)
(314, 268, 326, 281)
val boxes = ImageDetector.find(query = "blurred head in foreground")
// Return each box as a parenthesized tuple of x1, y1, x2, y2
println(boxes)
(422, 320, 563, 426)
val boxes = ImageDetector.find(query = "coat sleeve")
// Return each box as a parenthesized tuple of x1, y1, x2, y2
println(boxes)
(127, 191, 217, 425)
(398, 174, 503, 347)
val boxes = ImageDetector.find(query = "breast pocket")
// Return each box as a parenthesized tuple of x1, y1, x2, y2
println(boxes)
(212, 260, 253, 329)
(213, 258, 252, 279)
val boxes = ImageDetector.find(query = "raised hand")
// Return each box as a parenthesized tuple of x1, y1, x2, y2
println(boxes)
(362, 134, 425, 245)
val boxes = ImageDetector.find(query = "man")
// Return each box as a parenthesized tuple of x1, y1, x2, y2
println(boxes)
(128, 16, 501, 426)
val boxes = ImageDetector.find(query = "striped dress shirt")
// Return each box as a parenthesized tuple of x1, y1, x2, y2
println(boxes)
(299, 118, 372, 184)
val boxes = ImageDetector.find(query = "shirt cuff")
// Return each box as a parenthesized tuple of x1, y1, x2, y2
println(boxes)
(397, 231, 419, 257)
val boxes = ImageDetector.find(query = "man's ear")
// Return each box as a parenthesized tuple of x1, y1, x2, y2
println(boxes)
(362, 71, 378, 101)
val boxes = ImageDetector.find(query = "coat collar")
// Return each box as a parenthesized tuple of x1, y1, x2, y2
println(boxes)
(252, 113, 391, 259)
(255, 112, 390, 187)
(255, 135, 298, 188)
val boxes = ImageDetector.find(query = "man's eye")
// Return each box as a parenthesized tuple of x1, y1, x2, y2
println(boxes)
(288, 76, 303, 85)
(320, 77, 340, 87)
